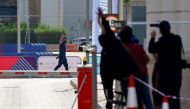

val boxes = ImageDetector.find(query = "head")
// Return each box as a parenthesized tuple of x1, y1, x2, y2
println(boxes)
(118, 26, 133, 43)
(59, 33, 67, 44)
(159, 20, 171, 35)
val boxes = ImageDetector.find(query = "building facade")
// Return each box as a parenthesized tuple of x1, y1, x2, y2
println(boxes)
(125, 0, 146, 45)
(147, 0, 190, 52)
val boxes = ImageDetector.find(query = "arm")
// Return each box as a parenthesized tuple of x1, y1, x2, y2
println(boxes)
(101, 17, 113, 34)
(148, 38, 160, 53)
(97, 8, 114, 35)
(148, 31, 159, 53)
(141, 46, 150, 65)
(56, 45, 60, 59)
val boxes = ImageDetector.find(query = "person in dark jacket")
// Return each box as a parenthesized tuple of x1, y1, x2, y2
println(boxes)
(148, 21, 183, 109)
(54, 33, 69, 71)
(97, 8, 143, 109)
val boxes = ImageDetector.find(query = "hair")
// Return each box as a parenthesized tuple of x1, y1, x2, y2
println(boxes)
(59, 32, 67, 36)
(118, 26, 133, 43)
(159, 20, 171, 35)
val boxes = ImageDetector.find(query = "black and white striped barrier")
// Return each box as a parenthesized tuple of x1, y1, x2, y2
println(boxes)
(0, 70, 77, 78)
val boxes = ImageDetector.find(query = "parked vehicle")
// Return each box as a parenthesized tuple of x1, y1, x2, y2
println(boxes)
(72, 37, 92, 46)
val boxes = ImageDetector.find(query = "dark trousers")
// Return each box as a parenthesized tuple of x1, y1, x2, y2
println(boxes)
(54, 58, 68, 71)
(101, 74, 144, 109)
(152, 62, 160, 105)
(158, 82, 181, 109)
(101, 75, 114, 109)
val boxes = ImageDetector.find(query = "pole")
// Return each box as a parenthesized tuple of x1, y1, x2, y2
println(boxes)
(17, 0, 21, 53)
(92, 46, 97, 109)
(86, 0, 89, 46)
(119, 0, 124, 20)
(58, 0, 60, 27)
(108, 0, 112, 14)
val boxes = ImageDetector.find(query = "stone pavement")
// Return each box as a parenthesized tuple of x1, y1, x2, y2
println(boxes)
(0, 68, 189, 109)
(0, 76, 107, 109)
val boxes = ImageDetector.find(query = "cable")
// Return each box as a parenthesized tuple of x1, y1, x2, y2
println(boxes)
(70, 73, 88, 109)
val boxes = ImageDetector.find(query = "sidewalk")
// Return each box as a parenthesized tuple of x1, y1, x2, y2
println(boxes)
(0, 68, 189, 109)
(0, 77, 106, 109)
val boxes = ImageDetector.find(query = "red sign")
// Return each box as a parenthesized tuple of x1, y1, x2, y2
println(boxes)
(66, 44, 79, 52)
(104, 14, 119, 32)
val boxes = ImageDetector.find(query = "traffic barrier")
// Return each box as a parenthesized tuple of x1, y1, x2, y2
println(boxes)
(53, 72, 78, 78)
(32, 72, 51, 78)
(0, 70, 78, 78)
(127, 74, 138, 109)
(162, 96, 169, 109)
(70, 79, 78, 90)
(77, 65, 93, 109)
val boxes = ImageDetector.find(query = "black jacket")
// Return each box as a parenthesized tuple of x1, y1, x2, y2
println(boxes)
(59, 42, 66, 59)
(148, 33, 182, 84)
(99, 17, 141, 79)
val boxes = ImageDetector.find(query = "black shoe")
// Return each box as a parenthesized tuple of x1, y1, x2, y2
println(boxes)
(106, 102, 112, 109)
(65, 68, 69, 71)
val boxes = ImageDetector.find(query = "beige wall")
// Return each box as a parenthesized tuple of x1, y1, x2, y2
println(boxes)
(41, 0, 63, 27)
(146, 0, 190, 52)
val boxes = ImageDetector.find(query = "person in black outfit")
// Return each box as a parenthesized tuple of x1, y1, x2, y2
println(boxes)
(97, 8, 144, 109)
(54, 33, 69, 71)
(148, 21, 183, 109)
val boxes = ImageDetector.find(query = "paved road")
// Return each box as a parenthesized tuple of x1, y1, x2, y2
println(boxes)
(0, 78, 78, 109)
(148, 62, 190, 109)
(181, 68, 190, 109)
(0, 77, 107, 109)
(0, 69, 189, 109)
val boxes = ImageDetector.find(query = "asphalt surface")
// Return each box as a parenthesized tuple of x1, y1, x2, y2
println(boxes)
(0, 63, 189, 109)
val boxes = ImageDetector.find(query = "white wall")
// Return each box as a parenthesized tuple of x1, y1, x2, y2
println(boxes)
(177, 0, 190, 53)
(146, 0, 190, 52)
(20, 0, 29, 23)
(41, 0, 63, 27)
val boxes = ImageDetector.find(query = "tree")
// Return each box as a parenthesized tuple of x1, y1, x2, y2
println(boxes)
(124, 0, 130, 4)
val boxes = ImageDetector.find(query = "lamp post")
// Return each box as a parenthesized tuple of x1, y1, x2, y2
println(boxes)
(86, 0, 89, 46)
(17, 0, 21, 53)
(119, 0, 124, 20)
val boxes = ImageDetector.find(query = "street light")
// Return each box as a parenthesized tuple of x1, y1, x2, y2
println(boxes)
(86, 0, 89, 46)
(17, 0, 21, 53)
(71, 27, 79, 38)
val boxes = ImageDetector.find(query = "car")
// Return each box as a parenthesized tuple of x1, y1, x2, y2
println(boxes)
(72, 37, 92, 46)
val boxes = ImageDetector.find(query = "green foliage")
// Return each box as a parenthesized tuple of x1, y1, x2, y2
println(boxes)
(34, 23, 68, 44)
(124, 0, 130, 3)
(0, 23, 27, 34)
(0, 23, 27, 43)
(0, 22, 68, 44)
(34, 23, 67, 34)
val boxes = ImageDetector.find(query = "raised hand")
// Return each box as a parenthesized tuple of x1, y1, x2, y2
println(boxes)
(151, 30, 156, 38)
(97, 7, 103, 25)
(97, 7, 103, 17)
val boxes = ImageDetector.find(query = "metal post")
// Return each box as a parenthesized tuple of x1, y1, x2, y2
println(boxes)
(17, 0, 21, 53)
(92, 46, 97, 109)
(108, 0, 112, 14)
(114, 1, 124, 105)
(119, 0, 124, 20)
(58, 0, 60, 27)
(86, 0, 89, 45)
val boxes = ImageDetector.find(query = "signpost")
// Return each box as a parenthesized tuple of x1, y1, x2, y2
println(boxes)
(104, 14, 119, 32)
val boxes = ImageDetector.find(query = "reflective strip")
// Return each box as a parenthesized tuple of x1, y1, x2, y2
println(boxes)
(60, 72, 70, 75)
(37, 72, 48, 75)
(15, 72, 25, 75)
